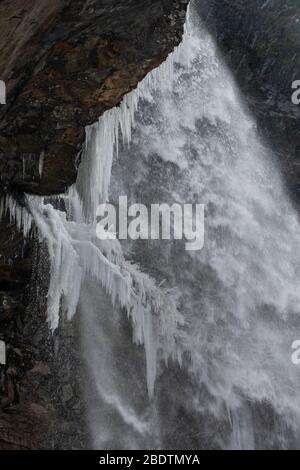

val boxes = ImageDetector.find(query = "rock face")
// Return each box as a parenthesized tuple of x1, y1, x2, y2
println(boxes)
(0, 0, 188, 449)
(195, 0, 300, 204)
(0, 0, 188, 195)
(0, 233, 89, 449)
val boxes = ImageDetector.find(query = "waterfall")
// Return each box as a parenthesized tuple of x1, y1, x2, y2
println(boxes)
(81, 5, 300, 449)
(2, 1, 300, 450)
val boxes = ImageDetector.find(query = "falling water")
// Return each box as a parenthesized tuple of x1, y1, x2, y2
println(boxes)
(2, 2, 300, 450)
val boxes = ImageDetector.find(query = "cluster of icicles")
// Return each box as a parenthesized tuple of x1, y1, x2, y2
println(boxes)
(0, 16, 190, 396)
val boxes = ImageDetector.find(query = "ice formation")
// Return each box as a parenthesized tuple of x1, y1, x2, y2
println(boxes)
(0, 13, 189, 395)
(0, 194, 34, 237)
(27, 194, 183, 395)
(76, 26, 188, 223)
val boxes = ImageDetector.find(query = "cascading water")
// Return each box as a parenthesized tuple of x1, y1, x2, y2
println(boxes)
(2, 2, 300, 450)
(80, 5, 300, 449)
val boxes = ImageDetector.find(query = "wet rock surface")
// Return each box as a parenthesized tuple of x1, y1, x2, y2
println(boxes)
(0, 239, 88, 449)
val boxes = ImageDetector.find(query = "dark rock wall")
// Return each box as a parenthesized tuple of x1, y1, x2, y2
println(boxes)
(0, 221, 35, 449)
(0, 0, 188, 195)
(0, 235, 88, 449)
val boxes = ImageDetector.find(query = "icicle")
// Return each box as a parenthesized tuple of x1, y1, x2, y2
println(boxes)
(24, 191, 184, 373)
(61, 9, 190, 391)
(76, 90, 140, 222)
(76, 17, 189, 223)
(0, 194, 34, 237)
